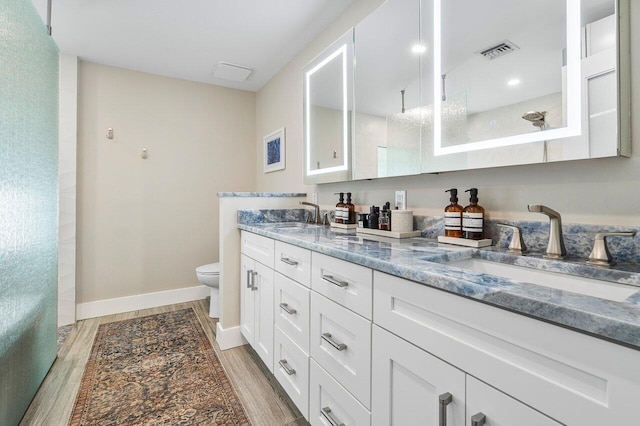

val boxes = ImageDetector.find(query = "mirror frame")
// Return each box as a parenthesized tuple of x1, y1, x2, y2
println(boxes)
(303, 29, 354, 184)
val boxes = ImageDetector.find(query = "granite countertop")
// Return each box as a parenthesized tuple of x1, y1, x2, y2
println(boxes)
(238, 222, 640, 351)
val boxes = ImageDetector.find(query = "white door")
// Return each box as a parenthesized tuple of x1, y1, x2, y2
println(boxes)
(240, 254, 256, 346)
(466, 376, 562, 426)
(372, 325, 465, 426)
(254, 261, 275, 372)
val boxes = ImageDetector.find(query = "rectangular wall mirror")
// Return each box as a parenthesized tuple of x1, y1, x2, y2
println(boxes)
(352, 0, 425, 181)
(424, 0, 629, 173)
(303, 30, 353, 184)
(302, 0, 630, 184)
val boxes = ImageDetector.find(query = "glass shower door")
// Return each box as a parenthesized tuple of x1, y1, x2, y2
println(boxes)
(0, 0, 59, 424)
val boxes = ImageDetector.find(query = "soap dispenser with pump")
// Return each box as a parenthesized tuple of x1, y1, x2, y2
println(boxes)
(345, 192, 356, 224)
(335, 192, 345, 224)
(463, 188, 485, 240)
(444, 188, 463, 238)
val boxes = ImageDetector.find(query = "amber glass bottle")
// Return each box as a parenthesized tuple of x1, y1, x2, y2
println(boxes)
(444, 188, 463, 238)
(345, 192, 356, 224)
(335, 192, 345, 223)
(462, 188, 485, 240)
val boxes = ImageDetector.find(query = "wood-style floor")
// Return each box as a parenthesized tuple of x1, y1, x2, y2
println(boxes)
(20, 300, 308, 426)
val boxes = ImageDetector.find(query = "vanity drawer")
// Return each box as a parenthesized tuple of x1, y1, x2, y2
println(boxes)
(311, 252, 373, 319)
(274, 326, 310, 420)
(310, 292, 372, 409)
(309, 359, 370, 426)
(275, 272, 310, 354)
(275, 241, 311, 287)
(240, 231, 274, 268)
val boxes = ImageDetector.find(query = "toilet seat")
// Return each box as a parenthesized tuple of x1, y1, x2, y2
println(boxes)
(196, 263, 220, 275)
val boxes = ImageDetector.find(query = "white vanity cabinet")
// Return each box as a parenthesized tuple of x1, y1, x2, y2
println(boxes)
(240, 230, 640, 425)
(372, 325, 465, 426)
(240, 232, 276, 372)
(465, 376, 561, 426)
(373, 271, 639, 425)
(240, 253, 275, 372)
(254, 237, 314, 420)
(372, 325, 562, 426)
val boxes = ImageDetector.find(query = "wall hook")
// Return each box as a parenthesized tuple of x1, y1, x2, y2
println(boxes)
(106, 128, 113, 139)
(141, 148, 148, 159)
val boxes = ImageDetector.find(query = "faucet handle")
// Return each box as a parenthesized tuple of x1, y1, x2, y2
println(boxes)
(497, 223, 528, 254)
(587, 232, 636, 267)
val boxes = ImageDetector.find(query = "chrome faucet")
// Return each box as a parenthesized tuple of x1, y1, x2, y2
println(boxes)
(300, 201, 322, 224)
(527, 205, 567, 259)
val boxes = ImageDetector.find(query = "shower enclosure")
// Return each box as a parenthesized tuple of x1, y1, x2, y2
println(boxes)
(0, 0, 59, 424)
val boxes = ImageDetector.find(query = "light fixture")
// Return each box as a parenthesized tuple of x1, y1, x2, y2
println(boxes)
(507, 78, 521, 86)
(412, 44, 426, 54)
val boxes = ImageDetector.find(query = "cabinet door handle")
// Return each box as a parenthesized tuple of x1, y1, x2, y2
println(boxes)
(278, 359, 296, 376)
(251, 271, 258, 291)
(246, 269, 253, 289)
(439, 392, 453, 426)
(321, 274, 348, 288)
(279, 303, 297, 315)
(321, 332, 347, 351)
(280, 256, 299, 266)
(471, 412, 486, 426)
(321, 407, 345, 426)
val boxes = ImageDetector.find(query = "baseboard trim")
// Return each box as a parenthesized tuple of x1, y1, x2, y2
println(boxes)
(76, 285, 211, 320)
(216, 323, 247, 350)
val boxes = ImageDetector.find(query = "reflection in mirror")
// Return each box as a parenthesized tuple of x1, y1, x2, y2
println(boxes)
(425, 0, 624, 173)
(304, 30, 353, 184)
(309, 53, 344, 171)
(353, 0, 426, 180)
(433, 0, 581, 157)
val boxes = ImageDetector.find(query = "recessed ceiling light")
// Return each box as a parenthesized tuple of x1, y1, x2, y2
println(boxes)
(507, 78, 521, 86)
(213, 62, 253, 82)
(412, 44, 426, 54)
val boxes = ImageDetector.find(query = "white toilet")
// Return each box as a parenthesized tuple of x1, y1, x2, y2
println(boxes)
(196, 263, 220, 318)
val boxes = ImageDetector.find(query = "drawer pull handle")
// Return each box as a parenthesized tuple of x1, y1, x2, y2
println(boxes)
(321, 332, 347, 351)
(322, 274, 348, 288)
(439, 392, 453, 426)
(251, 271, 258, 291)
(278, 359, 296, 376)
(471, 412, 486, 426)
(321, 407, 345, 426)
(281, 256, 299, 266)
(279, 303, 297, 315)
(246, 270, 253, 289)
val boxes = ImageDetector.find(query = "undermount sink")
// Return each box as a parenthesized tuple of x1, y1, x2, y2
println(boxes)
(447, 258, 637, 302)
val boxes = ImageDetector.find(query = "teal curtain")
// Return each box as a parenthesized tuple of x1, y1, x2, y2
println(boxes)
(0, 0, 59, 423)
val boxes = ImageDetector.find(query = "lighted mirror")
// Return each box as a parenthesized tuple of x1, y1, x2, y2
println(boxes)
(303, 30, 353, 184)
(352, 0, 427, 180)
(303, 0, 629, 184)
(424, 0, 629, 172)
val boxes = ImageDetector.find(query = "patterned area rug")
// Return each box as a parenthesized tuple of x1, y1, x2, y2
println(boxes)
(69, 308, 250, 425)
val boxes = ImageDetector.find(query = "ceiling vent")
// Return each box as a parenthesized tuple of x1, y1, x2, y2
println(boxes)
(213, 62, 253, 82)
(477, 40, 520, 60)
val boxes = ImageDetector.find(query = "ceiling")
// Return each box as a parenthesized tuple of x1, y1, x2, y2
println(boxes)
(32, 0, 353, 91)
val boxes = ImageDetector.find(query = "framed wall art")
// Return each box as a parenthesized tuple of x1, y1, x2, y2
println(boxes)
(264, 127, 285, 173)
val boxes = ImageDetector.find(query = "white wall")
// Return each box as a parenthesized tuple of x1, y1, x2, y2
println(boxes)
(256, 0, 640, 227)
(77, 61, 256, 304)
(58, 54, 77, 326)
